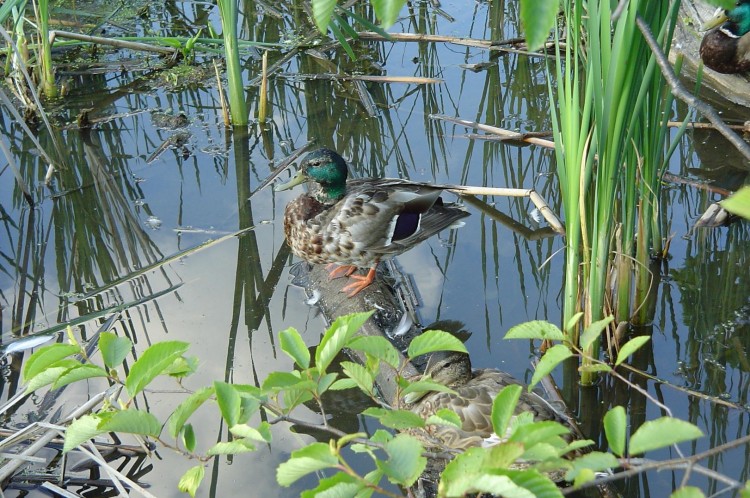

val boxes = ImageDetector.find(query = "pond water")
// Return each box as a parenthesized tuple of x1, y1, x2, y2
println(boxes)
(1, 1, 750, 496)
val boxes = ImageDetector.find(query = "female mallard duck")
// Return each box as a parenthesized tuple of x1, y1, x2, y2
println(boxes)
(404, 351, 574, 450)
(700, 0, 750, 74)
(275, 148, 469, 296)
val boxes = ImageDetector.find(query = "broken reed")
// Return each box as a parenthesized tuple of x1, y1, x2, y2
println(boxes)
(550, 0, 682, 384)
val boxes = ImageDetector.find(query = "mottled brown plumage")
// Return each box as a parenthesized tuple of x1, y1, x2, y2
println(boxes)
(276, 148, 469, 296)
(405, 351, 574, 450)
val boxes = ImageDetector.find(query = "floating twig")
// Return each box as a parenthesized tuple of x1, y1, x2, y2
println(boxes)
(667, 120, 750, 131)
(430, 114, 556, 149)
(50, 30, 178, 55)
(277, 73, 443, 84)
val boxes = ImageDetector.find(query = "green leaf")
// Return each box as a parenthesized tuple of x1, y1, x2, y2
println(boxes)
(378, 434, 426, 486)
(230, 422, 272, 443)
(492, 384, 522, 437)
(670, 486, 707, 498)
(63, 414, 105, 453)
(564, 312, 584, 334)
(603, 406, 626, 457)
(362, 407, 425, 429)
(316, 312, 373, 372)
(579, 363, 613, 374)
(347, 336, 401, 368)
(340, 361, 374, 396)
(329, 378, 358, 390)
(98, 409, 161, 437)
(52, 364, 109, 389)
(125, 341, 189, 397)
(182, 424, 197, 452)
(629, 417, 703, 455)
(23, 343, 80, 381)
(25, 359, 81, 394)
(215, 381, 241, 427)
(509, 421, 570, 448)
(721, 185, 750, 220)
(98, 332, 132, 369)
(178, 465, 205, 498)
(615, 336, 650, 366)
(580, 316, 614, 351)
(207, 440, 256, 455)
(401, 379, 455, 398)
(406, 330, 467, 359)
(163, 356, 199, 378)
(565, 451, 619, 482)
(312, 0, 337, 33)
(318, 372, 339, 394)
(301, 473, 362, 498)
(505, 321, 565, 341)
(529, 344, 572, 390)
(277, 442, 338, 487)
(425, 408, 462, 428)
(519, 0, 557, 51)
(263, 371, 305, 390)
(370, 0, 407, 29)
(280, 327, 310, 369)
(330, 18, 356, 60)
(440, 446, 535, 497)
(168, 386, 215, 438)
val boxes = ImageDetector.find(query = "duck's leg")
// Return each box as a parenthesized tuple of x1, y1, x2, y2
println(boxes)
(341, 266, 377, 297)
(325, 263, 358, 279)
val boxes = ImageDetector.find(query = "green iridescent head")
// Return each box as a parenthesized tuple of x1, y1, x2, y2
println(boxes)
(275, 148, 349, 203)
(704, 0, 750, 35)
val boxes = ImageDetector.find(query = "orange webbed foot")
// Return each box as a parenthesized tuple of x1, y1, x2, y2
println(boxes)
(341, 267, 377, 297)
(326, 264, 358, 279)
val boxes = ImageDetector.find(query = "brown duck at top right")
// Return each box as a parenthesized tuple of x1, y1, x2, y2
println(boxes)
(700, 0, 750, 74)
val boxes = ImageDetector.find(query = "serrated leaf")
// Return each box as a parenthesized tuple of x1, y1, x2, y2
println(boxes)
(329, 378, 358, 390)
(425, 408, 462, 428)
(207, 440, 256, 455)
(529, 344, 572, 390)
(25, 360, 81, 394)
(629, 417, 703, 455)
(182, 424, 197, 452)
(347, 336, 401, 368)
(378, 434, 426, 486)
(98, 409, 161, 437)
(215, 381, 241, 427)
(492, 384, 522, 437)
(505, 321, 565, 341)
(564, 312, 584, 335)
(565, 451, 619, 482)
(230, 422, 272, 443)
(178, 465, 205, 498)
(168, 386, 215, 438)
(316, 312, 373, 373)
(401, 379, 456, 398)
(406, 330, 467, 359)
(340, 361, 374, 395)
(519, 0, 557, 51)
(280, 327, 310, 369)
(721, 185, 750, 220)
(670, 486, 707, 498)
(301, 473, 361, 498)
(263, 371, 304, 390)
(312, 0, 337, 33)
(580, 316, 614, 351)
(362, 407, 425, 429)
(603, 406, 626, 457)
(277, 442, 338, 486)
(98, 332, 132, 369)
(163, 356, 199, 378)
(52, 364, 109, 389)
(509, 421, 570, 447)
(615, 336, 650, 366)
(370, 0, 407, 29)
(23, 344, 81, 381)
(63, 414, 105, 453)
(125, 341, 189, 397)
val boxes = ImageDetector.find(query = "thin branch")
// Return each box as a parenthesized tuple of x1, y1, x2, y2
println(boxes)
(635, 16, 750, 161)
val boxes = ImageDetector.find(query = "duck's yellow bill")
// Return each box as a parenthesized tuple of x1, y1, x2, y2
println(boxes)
(702, 7, 729, 31)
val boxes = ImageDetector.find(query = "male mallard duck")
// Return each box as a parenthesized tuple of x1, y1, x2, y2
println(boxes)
(404, 351, 573, 450)
(700, 0, 750, 74)
(275, 148, 469, 296)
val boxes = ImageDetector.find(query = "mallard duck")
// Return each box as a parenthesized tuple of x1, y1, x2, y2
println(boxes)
(404, 351, 573, 450)
(700, 0, 750, 74)
(275, 148, 469, 296)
